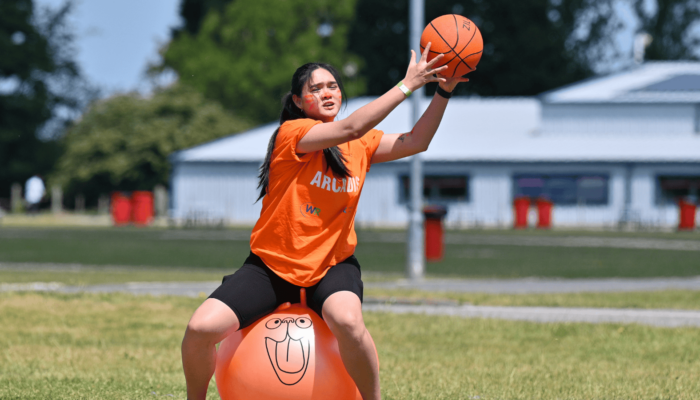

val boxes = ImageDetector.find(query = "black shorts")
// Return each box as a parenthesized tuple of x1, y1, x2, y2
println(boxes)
(208, 252, 363, 330)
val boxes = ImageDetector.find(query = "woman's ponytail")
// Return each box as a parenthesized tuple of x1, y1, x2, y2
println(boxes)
(256, 63, 351, 202)
(256, 93, 299, 201)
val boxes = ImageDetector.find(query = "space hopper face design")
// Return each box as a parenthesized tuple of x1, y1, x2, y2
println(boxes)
(264, 316, 313, 385)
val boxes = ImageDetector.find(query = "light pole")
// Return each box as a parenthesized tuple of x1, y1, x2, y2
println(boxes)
(406, 0, 425, 280)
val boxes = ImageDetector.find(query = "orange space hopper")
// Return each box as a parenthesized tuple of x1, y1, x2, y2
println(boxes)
(215, 288, 376, 400)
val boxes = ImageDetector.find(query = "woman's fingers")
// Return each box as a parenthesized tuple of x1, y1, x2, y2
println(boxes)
(426, 53, 444, 68)
(427, 73, 447, 82)
(425, 65, 448, 78)
(405, 42, 471, 90)
(452, 76, 471, 83)
(421, 42, 432, 61)
(429, 65, 448, 75)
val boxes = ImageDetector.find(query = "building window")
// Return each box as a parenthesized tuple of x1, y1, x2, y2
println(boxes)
(400, 175, 469, 203)
(657, 176, 700, 205)
(513, 174, 609, 205)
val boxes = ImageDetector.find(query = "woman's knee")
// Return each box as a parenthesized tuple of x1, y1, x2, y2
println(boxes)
(184, 318, 218, 343)
(184, 298, 240, 345)
(327, 310, 366, 344)
(323, 294, 365, 343)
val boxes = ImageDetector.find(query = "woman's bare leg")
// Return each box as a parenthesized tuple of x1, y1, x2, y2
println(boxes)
(323, 291, 380, 400)
(182, 298, 240, 400)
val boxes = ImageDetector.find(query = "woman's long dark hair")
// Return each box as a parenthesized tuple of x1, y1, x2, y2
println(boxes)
(256, 63, 351, 201)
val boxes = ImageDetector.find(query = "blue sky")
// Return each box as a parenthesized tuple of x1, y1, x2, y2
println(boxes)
(35, 0, 181, 94)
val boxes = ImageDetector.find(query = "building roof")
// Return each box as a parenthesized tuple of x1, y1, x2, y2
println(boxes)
(541, 61, 700, 104)
(172, 94, 700, 165)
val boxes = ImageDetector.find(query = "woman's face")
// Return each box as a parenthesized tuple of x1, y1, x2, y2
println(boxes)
(294, 68, 342, 123)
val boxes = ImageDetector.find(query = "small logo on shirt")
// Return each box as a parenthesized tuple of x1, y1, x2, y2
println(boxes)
(300, 203, 321, 218)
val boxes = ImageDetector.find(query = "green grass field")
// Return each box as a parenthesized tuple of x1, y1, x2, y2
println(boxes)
(1, 227, 699, 278)
(1, 292, 699, 400)
(2, 227, 700, 398)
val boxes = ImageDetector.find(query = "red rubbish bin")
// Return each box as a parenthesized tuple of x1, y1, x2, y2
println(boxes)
(513, 197, 530, 229)
(131, 191, 154, 226)
(536, 197, 553, 229)
(111, 192, 131, 226)
(424, 205, 448, 262)
(678, 199, 697, 231)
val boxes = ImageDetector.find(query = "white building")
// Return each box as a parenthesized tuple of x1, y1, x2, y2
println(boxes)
(170, 62, 700, 228)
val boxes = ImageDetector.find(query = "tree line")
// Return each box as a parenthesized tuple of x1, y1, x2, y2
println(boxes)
(1, 0, 698, 209)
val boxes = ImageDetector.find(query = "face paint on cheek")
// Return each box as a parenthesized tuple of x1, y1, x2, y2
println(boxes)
(303, 94, 316, 111)
(333, 88, 341, 105)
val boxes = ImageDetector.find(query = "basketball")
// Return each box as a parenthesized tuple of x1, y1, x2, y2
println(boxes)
(420, 14, 483, 77)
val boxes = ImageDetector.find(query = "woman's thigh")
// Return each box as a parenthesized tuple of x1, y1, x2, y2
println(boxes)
(309, 255, 363, 318)
(207, 262, 295, 330)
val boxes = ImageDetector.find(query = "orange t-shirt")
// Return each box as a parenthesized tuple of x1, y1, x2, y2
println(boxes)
(250, 118, 384, 287)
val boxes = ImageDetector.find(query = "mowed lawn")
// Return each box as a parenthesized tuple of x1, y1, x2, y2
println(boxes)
(2, 228, 700, 399)
(1, 227, 699, 278)
(2, 292, 700, 400)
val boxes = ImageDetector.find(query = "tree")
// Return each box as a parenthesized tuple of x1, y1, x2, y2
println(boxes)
(633, 0, 700, 61)
(52, 84, 250, 207)
(159, 0, 364, 123)
(0, 0, 92, 199)
(347, 0, 622, 97)
(173, 0, 231, 36)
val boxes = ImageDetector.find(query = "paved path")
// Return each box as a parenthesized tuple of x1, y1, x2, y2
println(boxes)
(357, 232, 700, 251)
(442, 234, 700, 251)
(156, 230, 700, 252)
(0, 281, 220, 297)
(6, 228, 695, 252)
(362, 304, 700, 328)
(5, 260, 700, 294)
(4, 280, 700, 328)
(365, 276, 700, 293)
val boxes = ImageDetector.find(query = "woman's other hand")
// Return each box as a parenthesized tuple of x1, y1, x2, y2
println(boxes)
(438, 74, 470, 93)
(402, 43, 448, 92)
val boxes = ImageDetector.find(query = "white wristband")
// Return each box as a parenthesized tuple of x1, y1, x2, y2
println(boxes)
(396, 81, 412, 97)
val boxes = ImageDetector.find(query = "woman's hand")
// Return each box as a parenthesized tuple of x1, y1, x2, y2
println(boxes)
(402, 43, 448, 92)
(438, 74, 470, 93)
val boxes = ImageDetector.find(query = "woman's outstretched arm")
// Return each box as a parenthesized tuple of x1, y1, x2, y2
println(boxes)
(296, 44, 446, 154)
(369, 75, 469, 164)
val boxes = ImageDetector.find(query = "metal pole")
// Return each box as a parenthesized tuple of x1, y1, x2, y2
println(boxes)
(619, 162, 634, 229)
(407, 0, 425, 280)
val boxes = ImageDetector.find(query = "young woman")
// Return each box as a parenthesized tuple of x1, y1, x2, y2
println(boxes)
(182, 44, 468, 400)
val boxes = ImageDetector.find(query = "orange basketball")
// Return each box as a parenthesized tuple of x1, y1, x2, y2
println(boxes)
(215, 290, 377, 400)
(420, 14, 483, 77)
